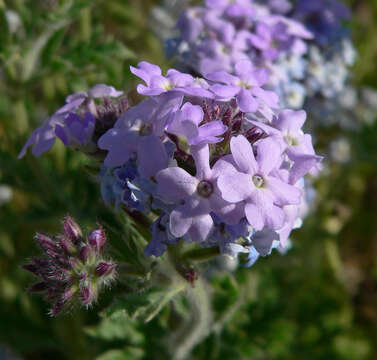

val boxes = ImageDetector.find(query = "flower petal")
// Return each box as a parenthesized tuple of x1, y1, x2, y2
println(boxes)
(137, 136, 168, 179)
(156, 167, 198, 202)
(267, 177, 302, 206)
(236, 88, 259, 113)
(230, 135, 257, 174)
(218, 173, 254, 203)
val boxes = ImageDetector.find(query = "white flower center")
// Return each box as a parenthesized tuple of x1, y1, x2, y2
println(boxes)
(252, 174, 264, 188)
(197, 180, 214, 198)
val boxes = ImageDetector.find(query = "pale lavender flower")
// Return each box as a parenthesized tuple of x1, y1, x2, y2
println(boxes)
(166, 102, 227, 145)
(218, 135, 301, 231)
(248, 109, 323, 184)
(207, 60, 279, 113)
(156, 144, 241, 242)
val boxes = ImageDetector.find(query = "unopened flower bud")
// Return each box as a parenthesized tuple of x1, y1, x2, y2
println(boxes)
(62, 284, 78, 302)
(95, 262, 116, 278)
(88, 227, 106, 252)
(50, 300, 65, 317)
(35, 233, 58, 253)
(22, 264, 39, 276)
(59, 236, 77, 255)
(29, 281, 48, 292)
(81, 283, 98, 306)
(63, 216, 82, 244)
(79, 245, 90, 262)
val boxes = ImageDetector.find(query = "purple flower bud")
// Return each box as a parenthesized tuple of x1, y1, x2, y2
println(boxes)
(88, 227, 106, 252)
(50, 300, 65, 317)
(59, 236, 77, 255)
(79, 245, 91, 262)
(28, 281, 48, 292)
(35, 233, 58, 253)
(95, 262, 116, 278)
(63, 216, 82, 243)
(81, 283, 98, 306)
(22, 264, 39, 275)
(62, 285, 78, 302)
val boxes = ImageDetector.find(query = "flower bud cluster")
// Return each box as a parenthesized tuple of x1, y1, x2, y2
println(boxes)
(23, 217, 115, 316)
(169, 0, 355, 111)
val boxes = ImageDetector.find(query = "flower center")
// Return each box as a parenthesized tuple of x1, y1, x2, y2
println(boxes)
(197, 180, 214, 198)
(284, 134, 298, 146)
(252, 174, 264, 188)
(237, 81, 251, 90)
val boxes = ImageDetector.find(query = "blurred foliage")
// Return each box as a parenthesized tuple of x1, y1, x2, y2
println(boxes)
(0, 0, 376, 359)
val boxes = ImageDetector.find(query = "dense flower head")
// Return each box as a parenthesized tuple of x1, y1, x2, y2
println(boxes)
(20, 60, 322, 266)
(168, 0, 355, 111)
(23, 217, 116, 316)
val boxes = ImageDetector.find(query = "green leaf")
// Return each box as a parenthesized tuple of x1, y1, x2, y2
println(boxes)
(96, 348, 144, 360)
(85, 311, 144, 344)
(103, 283, 186, 323)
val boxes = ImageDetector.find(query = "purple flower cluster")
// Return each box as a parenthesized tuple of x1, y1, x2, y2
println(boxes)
(18, 84, 127, 159)
(20, 60, 322, 264)
(99, 61, 321, 262)
(23, 217, 116, 316)
(170, 0, 355, 111)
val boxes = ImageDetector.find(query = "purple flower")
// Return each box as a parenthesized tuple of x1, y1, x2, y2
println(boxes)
(250, 22, 291, 61)
(137, 135, 169, 179)
(144, 214, 177, 257)
(18, 84, 123, 158)
(249, 109, 323, 184)
(55, 112, 95, 147)
(177, 7, 204, 43)
(18, 117, 58, 158)
(167, 102, 227, 145)
(207, 60, 279, 113)
(218, 135, 301, 231)
(131, 61, 195, 96)
(205, 0, 255, 19)
(156, 144, 241, 242)
(251, 228, 280, 256)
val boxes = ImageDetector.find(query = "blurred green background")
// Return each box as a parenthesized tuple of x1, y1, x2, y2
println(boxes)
(0, 0, 376, 359)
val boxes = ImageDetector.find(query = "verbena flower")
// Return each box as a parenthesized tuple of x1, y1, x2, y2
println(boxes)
(23, 217, 116, 316)
(18, 84, 125, 158)
(167, 0, 355, 114)
(20, 60, 322, 266)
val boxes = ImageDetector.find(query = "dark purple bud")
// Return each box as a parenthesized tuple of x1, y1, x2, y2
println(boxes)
(88, 226, 106, 252)
(59, 236, 77, 255)
(22, 264, 39, 275)
(62, 285, 78, 302)
(50, 300, 65, 317)
(63, 216, 82, 244)
(81, 283, 97, 306)
(79, 245, 91, 262)
(95, 262, 116, 278)
(35, 233, 58, 253)
(29, 281, 48, 292)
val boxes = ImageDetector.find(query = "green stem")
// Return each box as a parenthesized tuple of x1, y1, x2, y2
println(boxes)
(169, 279, 212, 360)
(117, 264, 148, 278)
(80, 7, 91, 42)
